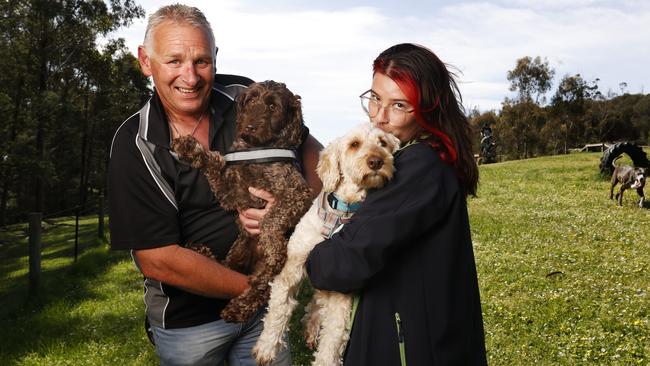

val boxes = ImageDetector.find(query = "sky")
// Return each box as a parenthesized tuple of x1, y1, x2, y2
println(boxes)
(108, 0, 650, 144)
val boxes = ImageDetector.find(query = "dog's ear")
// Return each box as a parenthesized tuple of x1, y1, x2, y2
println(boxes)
(292, 95, 302, 123)
(236, 88, 250, 113)
(281, 93, 303, 146)
(384, 132, 401, 153)
(317, 140, 341, 192)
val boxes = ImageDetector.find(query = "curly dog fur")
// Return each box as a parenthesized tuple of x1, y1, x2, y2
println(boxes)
(172, 81, 312, 323)
(253, 123, 400, 365)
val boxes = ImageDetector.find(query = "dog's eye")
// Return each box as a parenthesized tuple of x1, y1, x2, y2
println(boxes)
(268, 103, 276, 111)
(350, 141, 360, 149)
(378, 138, 387, 147)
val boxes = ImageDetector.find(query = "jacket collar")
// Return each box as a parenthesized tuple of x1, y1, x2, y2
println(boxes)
(138, 86, 235, 150)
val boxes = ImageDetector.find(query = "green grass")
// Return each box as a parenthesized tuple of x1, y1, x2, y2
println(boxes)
(0, 218, 157, 365)
(470, 152, 649, 365)
(1, 152, 649, 365)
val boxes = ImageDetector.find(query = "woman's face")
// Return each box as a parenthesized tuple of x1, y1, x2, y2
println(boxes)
(368, 73, 421, 143)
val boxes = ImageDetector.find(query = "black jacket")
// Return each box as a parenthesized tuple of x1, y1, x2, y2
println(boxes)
(307, 142, 487, 365)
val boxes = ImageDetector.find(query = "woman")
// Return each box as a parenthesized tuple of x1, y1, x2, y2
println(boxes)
(306, 43, 487, 365)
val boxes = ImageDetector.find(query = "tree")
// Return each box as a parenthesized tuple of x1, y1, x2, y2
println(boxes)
(485, 55, 648, 163)
(599, 94, 644, 142)
(499, 56, 555, 159)
(498, 99, 547, 159)
(631, 94, 650, 144)
(507, 56, 555, 105)
(0, 0, 148, 224)
(550, 74, 600, 152)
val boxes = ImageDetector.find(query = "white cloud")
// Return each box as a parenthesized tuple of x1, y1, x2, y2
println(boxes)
(108, 0, 650, 144)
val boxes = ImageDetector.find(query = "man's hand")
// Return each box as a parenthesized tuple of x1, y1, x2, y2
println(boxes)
(238, 187, 275, 235)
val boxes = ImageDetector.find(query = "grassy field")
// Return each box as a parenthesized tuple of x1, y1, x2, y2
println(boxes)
(0, 151, 648, 365)
(471, 152, 649, 365)
(0, 218, 157, 365)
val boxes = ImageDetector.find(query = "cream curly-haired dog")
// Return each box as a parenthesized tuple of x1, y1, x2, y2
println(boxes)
(253, 123, 399, 366)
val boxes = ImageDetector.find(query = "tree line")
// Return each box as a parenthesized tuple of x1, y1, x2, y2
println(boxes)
(0, 0, 150, 226)
(2, 2, 648, 226)
(470, 56, 650, 161)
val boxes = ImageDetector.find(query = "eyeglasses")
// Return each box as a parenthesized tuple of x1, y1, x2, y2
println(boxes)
(359, 90, 415, 125)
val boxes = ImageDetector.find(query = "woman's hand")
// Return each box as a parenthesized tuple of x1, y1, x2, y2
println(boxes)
(238, 187, 276, 235)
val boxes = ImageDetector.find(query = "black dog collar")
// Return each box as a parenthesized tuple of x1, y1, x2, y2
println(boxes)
(224, 148, 297, 165)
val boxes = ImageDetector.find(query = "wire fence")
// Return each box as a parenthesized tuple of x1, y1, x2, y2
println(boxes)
(0, 195, 108, 293)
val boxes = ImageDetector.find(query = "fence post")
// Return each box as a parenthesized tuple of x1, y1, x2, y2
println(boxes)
(98, 194, 105, 241)
(74, 208, 80, 262)
(29, 212, 42, 293)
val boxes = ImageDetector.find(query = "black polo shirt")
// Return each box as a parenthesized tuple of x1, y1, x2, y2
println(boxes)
(108, 74, 308, 328)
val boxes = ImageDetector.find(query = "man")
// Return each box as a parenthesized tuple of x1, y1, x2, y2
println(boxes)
(108, 4, 322, 365)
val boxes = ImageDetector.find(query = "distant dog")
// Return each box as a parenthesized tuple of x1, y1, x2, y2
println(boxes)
(253, 123, 399, 366)
(172, 81, 312, 323)
(610, 156, 646, 207)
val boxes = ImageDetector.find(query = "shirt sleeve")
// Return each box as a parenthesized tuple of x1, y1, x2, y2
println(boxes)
(108, 123, 181, 250)
(306, 144, 460, 293)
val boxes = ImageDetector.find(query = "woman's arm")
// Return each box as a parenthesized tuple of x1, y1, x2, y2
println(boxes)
(306, 145, 460, 293)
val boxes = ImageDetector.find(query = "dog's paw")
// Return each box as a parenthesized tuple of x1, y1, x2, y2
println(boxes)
(252, 343, 279, 366)
(185, 243, 216, 261)
(302, 305, 321, 349)
(223, 254, 249, 273)
(220, 303, 255, 324)
(304, 327, 319, 350)
(171, 136, 206, 167)
(220, 308, 244, 323)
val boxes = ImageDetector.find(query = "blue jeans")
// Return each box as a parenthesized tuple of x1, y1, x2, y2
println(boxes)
(151, 309, 291, 366)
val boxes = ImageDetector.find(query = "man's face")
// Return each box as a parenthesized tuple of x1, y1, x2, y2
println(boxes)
(138, 22, 214, 119)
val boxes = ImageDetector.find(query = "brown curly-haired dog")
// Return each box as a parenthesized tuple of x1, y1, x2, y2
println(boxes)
(172, 81, 313, 323)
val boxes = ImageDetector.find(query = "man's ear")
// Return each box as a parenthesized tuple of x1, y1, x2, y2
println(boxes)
(138, 46, 153, 77)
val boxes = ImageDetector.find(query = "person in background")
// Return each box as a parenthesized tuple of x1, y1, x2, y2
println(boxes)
(307, 43, 487, 365)
(108, 4, 321, 365)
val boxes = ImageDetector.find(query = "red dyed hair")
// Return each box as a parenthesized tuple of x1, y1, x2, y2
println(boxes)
(372, 43, 478, 197)
(373, 57, 457, 163)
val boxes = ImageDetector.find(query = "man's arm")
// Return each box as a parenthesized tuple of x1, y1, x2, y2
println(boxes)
(109, 112, 249, 299)
(301, 133, 324, 198)
(134, 245, 249, 298)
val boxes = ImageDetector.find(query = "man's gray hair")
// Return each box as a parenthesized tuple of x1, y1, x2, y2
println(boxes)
(143, 4, 215, 54)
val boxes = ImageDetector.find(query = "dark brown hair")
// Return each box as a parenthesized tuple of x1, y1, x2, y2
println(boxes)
(373, 43, 478, 197)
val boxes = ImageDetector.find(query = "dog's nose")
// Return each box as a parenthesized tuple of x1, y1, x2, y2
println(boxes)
(367, 156, 384, 170)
